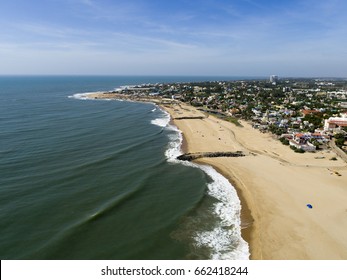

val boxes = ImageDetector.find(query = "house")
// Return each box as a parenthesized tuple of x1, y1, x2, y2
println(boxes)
(289, 139, 316, 151)
(301, 109, 321, 116)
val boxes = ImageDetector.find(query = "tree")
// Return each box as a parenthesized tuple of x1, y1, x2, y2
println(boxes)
(303, 113, 323, 128)
(335, 134, 345, 147)
(279, 137, 290, 145)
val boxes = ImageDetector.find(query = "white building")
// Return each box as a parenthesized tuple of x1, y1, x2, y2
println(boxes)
(289, 139, 316, 151)
(324, 116, 347, 131)
(270, 75, 278, 83)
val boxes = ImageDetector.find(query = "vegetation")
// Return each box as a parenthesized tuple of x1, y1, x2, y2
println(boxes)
(269, 125, 287, 136)
(290, 145, 305, 153)
(279, 137, 290, 145)
(334, 133, 346, 148)
(224, 116, 243, 127)
(302, 113, 324, 129)
(208, 112, 243, 127)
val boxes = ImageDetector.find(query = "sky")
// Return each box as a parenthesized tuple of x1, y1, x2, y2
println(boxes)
(0, 0, 346, 77)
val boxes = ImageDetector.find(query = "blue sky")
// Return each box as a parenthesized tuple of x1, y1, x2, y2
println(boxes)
(0, 0, 346, 76)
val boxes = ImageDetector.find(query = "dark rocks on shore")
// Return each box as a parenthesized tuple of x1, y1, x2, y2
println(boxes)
(177, 151, 245, 161)
(174, 116, 205, 120)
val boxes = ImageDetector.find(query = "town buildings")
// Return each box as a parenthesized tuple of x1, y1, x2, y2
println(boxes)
(112, 77, 347, 153)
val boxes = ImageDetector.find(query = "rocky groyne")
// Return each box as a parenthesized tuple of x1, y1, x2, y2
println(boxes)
(177, 151, 245, 161)
(174, 116, 205, 120)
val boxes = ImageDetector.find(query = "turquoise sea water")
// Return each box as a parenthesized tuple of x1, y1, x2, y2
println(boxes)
(0, 76, 249, 260)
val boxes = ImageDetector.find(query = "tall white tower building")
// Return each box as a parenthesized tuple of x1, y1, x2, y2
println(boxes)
(270, 75, 278, 83)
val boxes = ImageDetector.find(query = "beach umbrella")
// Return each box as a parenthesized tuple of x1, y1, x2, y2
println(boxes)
(306, 204, 313, 209)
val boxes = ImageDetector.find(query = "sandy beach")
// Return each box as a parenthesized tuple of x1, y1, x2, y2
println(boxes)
(162, 102, 347, 260)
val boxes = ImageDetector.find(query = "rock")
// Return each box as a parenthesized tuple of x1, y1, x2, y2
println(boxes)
(177, 151, 245, 161)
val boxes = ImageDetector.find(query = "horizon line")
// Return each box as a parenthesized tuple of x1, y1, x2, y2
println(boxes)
(0, 74, 346, 79)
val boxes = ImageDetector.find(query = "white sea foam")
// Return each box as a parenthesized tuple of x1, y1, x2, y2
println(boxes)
(68, 92, 103, 100)
(165, 126, 184, 162)
(150, 109, 171, 128)
(195, 165, 250, 260)
(68, 91, 125, 102)
(113, 87, 123, 92)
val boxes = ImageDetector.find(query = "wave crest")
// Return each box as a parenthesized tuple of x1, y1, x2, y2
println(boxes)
(150, 109, 170, 128)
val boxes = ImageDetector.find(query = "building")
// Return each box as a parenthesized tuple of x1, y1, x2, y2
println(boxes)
(324, 117, 347, 131)
(339, 102, 347, 109)
(270, 75, 278, 84)
(301, 109, 321, 116)
(289, 139, 316, 151)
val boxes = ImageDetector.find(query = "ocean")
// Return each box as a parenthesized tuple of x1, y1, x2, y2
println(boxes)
(0, 76, 249, 260)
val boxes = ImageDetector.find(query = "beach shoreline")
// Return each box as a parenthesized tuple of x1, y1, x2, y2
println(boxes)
(166, 104, 255, 259)
(196, 160, 254, 256)
(162, 101, 347, 260)
(85, 92, 347, 260)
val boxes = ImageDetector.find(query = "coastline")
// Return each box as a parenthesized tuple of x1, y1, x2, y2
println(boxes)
(197, 161, 254, 255)
(164, 103, 255, 258)
(84, 92, 347, 259)
(162, 101, 347, 260)
(166, 106, 254, 255)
